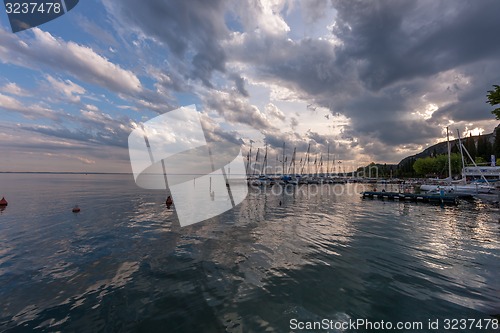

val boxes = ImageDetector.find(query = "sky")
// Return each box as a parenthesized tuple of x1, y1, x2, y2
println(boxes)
(0, 0, 499, 173)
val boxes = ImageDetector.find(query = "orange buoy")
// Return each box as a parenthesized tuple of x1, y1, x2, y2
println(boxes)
(0, 197, 7, 207)
(166, 196, 173, 208)
(72, 205, 81, 213)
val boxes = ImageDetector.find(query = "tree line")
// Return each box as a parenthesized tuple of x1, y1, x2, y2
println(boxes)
(411, 135, 500, 177)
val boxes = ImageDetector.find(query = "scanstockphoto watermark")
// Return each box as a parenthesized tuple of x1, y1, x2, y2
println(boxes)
(3, 0, 80, 33)
(248, 182, 370, 198)
(290, 318, 425, 331)
(246, 163, 381, 179)
(290, 318, 499, 331)
(128, 105, 248, 227)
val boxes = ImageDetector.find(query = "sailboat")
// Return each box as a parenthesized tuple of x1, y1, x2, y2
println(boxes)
(278, 142, 288, 185)
(248, 146, 272, 186)
(259, 145, 273, 186)
(287, 147, 299, 185)
(299, 144, 311, 184)
(248, 147, 260, 186)
(420, 127, 495, 195)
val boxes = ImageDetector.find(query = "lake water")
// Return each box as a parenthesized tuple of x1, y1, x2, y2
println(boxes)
(0, 174, 498, 332)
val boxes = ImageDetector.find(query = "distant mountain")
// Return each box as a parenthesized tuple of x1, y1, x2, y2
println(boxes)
(397, 124, 500, 169)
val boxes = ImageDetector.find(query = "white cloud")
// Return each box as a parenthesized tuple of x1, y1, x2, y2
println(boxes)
(0, 82, 30, 96)
(265, 103, 286, 121)
(233, 0, 291, 35)
(0, 27, 142, 95)
(45, 75, 86, 103)
(204, 90, 275, 130)
(80, 109, 113, 124)
(0, 93, 59, 120)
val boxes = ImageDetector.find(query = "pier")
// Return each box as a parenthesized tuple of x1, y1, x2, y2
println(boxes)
(361, 191, 473, 205)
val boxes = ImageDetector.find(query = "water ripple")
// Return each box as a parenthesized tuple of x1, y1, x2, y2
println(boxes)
(0, 176, 498, 332)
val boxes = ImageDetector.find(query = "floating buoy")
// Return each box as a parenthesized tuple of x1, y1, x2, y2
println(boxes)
(0, 197, 7, 206)
(166, 196, 173, 209)
(72, 205, 81, 213)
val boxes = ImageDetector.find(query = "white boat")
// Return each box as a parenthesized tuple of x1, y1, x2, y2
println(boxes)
(420, 183, 494, 194)
(420, 127, 497, 195)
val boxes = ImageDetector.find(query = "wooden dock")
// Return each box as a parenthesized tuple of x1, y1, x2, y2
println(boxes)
(361, 191, 472, 205)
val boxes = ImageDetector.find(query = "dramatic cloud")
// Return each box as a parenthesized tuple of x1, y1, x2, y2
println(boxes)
(0, 124, 131, 172)
(222, 0, 500, 159)
(102, 0, 229, 87)
(331, 0, 500, 90)
(204, 90, 276, 130)
(0, 93, 60, 120)
(2, 0, 500, 172)
(0, 27, 141, 95)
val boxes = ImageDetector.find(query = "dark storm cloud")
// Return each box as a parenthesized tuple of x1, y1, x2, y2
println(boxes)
(200, 114, 244, 147)
(223, 0, 500, 160)
(103, 0, 229, 87)
(228, 35, 356, 98)
(261, 129, 353, 161)
(432, 61, 500, 122)
(203, 91, 275, 130)
(331, 0, 500, 91)
(344, 119, 441, 147)
(230, 74, 249, 97)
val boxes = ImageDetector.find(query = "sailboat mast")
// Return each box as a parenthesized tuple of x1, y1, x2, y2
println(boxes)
(459, 134, 490, 185)
(327, 144, 330, 175)
(315, 154, 319, 176)
(246, 142, 252, 177)
(282, 142, 286, 176)
(456, 129, 466, 180)
(301, 143, 311, 175)
(253, 148, 260, 176)
(319, 153, 323, 175)
(261, 145, 268, 175)
(446, 126, 452, 180)
(290, 147, 296, 175)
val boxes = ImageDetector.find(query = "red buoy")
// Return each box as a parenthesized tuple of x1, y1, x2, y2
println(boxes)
(0, 197, 7, 207)
(166, 196, 173, 208)
(72, 205, 81, 213)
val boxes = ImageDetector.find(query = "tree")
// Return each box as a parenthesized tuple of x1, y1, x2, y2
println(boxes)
(475, 156, 487, 165)
(487, 85, 500, 119)
(465, 134, 476, 161)
(413, 153, 462, 177)
(494, 127, 500, 158)
(484, 140, 493, 162)
(476, 134, 492, 162)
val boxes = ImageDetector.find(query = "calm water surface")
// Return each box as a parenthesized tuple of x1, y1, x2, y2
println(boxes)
(0, 174, 499, 332)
